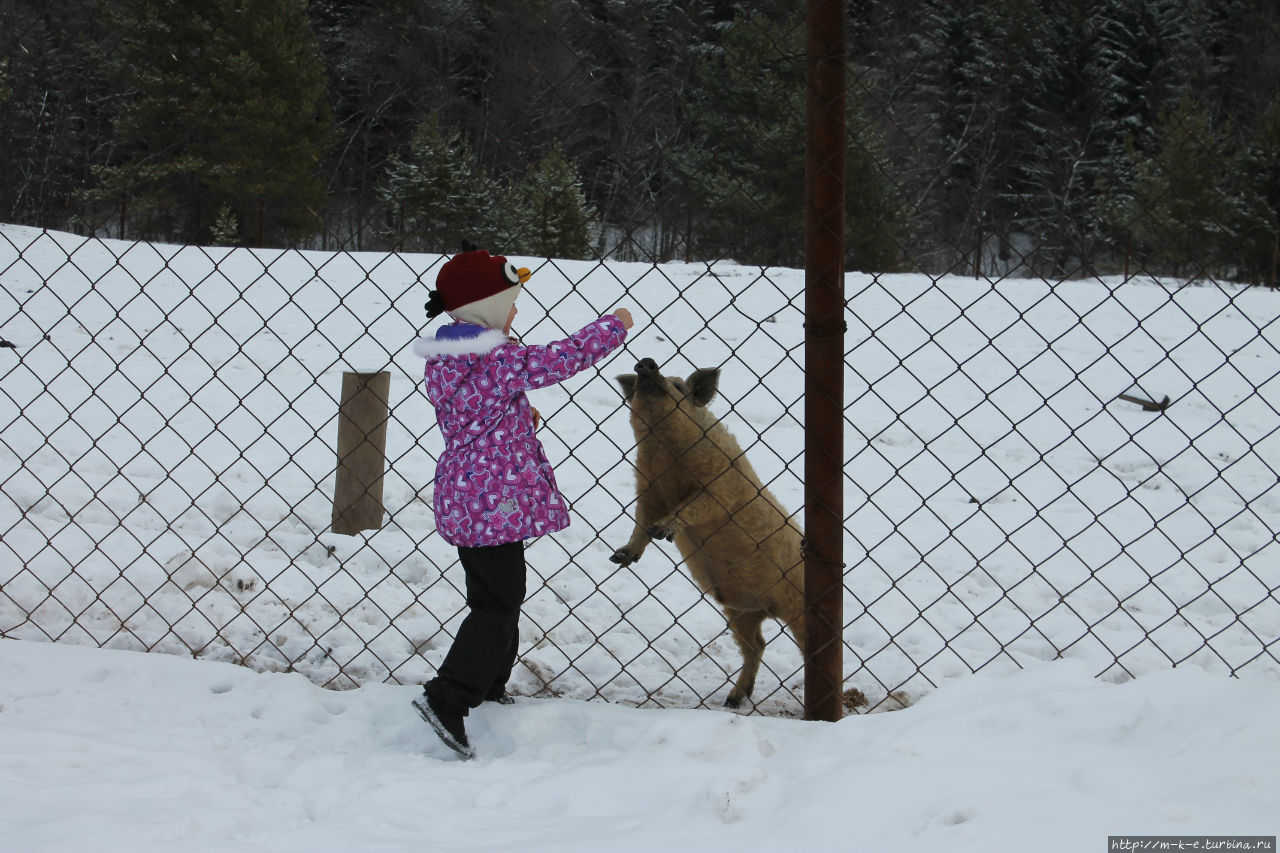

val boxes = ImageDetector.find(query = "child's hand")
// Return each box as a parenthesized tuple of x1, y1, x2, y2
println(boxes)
(532, 406, 542, 430)
(613, 308, 634, 330)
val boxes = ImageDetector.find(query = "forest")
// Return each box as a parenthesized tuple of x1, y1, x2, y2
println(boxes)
(1, 0, 1278, 281)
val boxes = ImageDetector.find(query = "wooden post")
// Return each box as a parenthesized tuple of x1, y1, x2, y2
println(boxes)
(331, 371, 391, 535)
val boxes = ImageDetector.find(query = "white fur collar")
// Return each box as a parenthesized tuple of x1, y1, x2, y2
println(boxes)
(413, 327, 510, 359)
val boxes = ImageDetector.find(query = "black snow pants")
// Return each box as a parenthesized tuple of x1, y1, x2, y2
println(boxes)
(425, 540, 526, 717)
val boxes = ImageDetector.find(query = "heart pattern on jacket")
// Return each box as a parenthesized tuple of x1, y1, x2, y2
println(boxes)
(419, 316, 628, 548)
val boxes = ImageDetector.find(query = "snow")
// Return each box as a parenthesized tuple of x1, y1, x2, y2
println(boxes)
(1, 639, 1277, 851)
(1, 223, 1279, 848)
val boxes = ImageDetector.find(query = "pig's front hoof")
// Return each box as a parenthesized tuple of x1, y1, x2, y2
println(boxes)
(646, 524, 675, 542)
(610, 547, 639, 566)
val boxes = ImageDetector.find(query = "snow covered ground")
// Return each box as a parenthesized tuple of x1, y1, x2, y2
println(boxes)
(1, 223, 1278, 714)
(1, 638, 1277, 852)
(4, 224, 1279, 715)
(1, 223, 1278, 849)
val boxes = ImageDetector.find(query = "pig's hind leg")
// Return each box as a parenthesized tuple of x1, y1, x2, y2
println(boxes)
(723, 609, 767, 708)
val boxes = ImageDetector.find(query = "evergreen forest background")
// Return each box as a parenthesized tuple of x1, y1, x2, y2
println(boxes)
(2, 0, 1279, 282)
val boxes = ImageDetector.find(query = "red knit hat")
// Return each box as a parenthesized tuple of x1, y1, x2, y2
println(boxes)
(426, 250, 531, 330)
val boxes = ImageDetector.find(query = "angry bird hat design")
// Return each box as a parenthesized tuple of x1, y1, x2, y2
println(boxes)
(425, 250, 532, 331)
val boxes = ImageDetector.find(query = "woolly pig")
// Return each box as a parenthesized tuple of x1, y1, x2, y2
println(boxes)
(611, 357, 804, 708)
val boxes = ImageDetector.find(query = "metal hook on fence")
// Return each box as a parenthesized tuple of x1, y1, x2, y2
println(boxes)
(1116, 393, 1171, 413)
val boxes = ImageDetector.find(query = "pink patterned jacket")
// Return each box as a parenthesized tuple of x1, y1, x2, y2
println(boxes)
(413, 316, 628, 547)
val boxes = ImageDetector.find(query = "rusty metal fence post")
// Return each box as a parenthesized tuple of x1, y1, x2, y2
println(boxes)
(803, 0, 846, 723)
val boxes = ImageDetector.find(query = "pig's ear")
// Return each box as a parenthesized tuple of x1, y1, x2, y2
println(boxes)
(687, 368, 721, 407)
(616, 374, 638, 400)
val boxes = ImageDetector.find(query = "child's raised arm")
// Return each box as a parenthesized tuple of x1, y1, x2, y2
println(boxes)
(493, 313, 632, 395)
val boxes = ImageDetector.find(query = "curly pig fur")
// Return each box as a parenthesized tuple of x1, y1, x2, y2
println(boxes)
(611, 358, 804, 708)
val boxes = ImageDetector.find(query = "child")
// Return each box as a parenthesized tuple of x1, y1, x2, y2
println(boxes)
(410, 248, 634, 758)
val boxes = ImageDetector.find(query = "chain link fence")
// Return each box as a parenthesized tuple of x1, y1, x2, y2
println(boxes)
(2, 1, 1278, 715)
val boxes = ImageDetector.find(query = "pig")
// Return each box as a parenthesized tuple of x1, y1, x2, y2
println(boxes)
(611, 357, 805, 708)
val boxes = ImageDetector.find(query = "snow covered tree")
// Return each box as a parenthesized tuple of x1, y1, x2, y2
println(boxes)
(553, 0, 722, 260)
(509, 142, 598, 260)
(664, 10, 806, 266)
(377, 114, 504, 253)
(94, 0, 331, 246)
(897, 0, 1007, 273)
(1003, 3, 1121, 276)
(669, 7, 900, 269)
(0, 1, 113, 231)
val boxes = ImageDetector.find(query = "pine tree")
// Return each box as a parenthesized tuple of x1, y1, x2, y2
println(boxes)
(665, 9, 806, 266)
(1123, 97, 1238, 278)
(0, 1, 114, 231)
(901, 0, 1005, 273)
(556, 0, 724, 261)
(509, 142, 598, 259)
(846, 98, 906, 274)
(377, 113, 504, 253)
(1232, 94, 1280, 285)
(669, 6, 900, 269)
(1004, 3, 1116, 276)
(94, 0, 331, 246)
(309, 0, 490, 248)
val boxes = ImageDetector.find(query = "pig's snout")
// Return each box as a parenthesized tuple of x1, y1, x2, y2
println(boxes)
(635, 358, 659, 375)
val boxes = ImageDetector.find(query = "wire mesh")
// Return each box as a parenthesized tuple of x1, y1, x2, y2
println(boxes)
(1, 0, 1278, 715)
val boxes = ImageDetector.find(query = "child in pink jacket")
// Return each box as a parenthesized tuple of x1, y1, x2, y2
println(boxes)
(411, 249, 633, 758)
